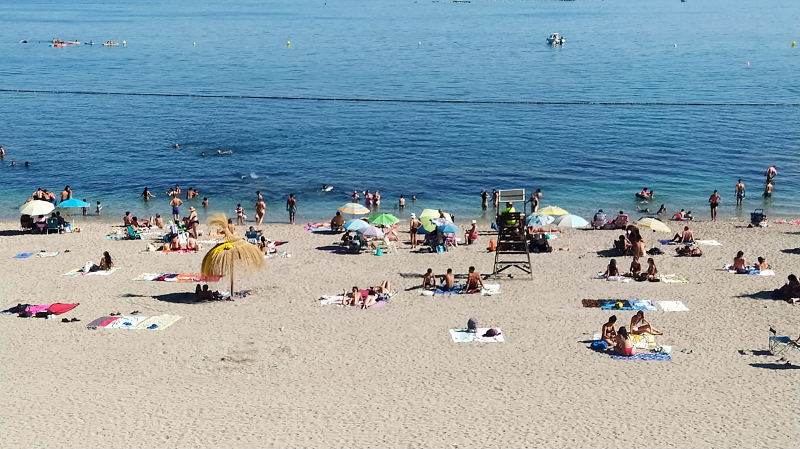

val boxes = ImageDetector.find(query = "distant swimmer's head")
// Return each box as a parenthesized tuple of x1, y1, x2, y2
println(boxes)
(201, 152, 206, 157)
(174, 143, 180, 148)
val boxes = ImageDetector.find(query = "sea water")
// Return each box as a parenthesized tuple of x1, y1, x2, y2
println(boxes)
(1, 0, 798, 224)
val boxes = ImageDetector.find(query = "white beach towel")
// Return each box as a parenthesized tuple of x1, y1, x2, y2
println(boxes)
(696, 239, 722, 246)
(449, 328, 504, 343)
(661, 274, 689, 284)
(82, 267, 118, 276)
(134, 315, 182, 330)
(105, 315, 147, 329)
(319, 295, 344, 306)
(657, 301, 689, 312)
(36, 251, 60, 258)
(481, 284, 501, 296)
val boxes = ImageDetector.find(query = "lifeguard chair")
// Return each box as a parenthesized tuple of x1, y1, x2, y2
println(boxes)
(492, 189, 532, 279)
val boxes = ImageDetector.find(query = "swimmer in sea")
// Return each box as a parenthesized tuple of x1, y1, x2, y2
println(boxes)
(10, 161, 16, 166)
(201, 152, 206, 157)
(174, 143, 180, 148)
(24, 161, 29, 167)
(322, 185, 333, 192)
(764, 181, 773, 198)
(218, 150, 233, 155)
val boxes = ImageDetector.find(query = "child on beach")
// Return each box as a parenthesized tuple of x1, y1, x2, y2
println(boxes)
(95, 201, 102, 215)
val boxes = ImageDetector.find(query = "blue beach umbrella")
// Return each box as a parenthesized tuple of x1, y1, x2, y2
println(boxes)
(526, 214, 555, 227)
(56, 198, 90, 208)
(343, 219, 368, 232)
(437, 224, 460, 234)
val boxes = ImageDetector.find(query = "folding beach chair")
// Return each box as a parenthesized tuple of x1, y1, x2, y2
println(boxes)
(769, 327, 798, 357)
(46, 218, 61, 234)
(126, 225, 142, 240)
(245, 230, 259, 244)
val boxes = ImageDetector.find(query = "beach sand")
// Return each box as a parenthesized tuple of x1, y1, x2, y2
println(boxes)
(1, 218, 798, 448)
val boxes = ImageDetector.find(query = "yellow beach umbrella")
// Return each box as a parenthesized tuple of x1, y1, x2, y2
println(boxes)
(419, 208, 450, 232)
(201, 213, 264, 295)
(338, 202, 370, 215)
(635, 217, 671, 233)
(538, 205, 569, 216)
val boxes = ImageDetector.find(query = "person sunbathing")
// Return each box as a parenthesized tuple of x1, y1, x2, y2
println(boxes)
(630, 311, 662, 335)
(671, 226, 694, 244)
(604, 259, 620, 279)
(676, 246, 703, 257)
(733, 251, 747, 273)
(422, 268, 437, 291)
(441, 268, 455, 290)
(642, 258, 659, 282)
(602, 315, 618, 347)
(155, 214, 164, 229)
(186, 236, 199, 251)
(195, 284, 215, 301)
(625, 256, 642, 278)
(99, 251, 114, 271)
(340, 231, 353, 246)
(343, 287, 362, 307)
(775, 274, 800, 303)
(369, 280, 392, 295)
(614, 326, 636, 357)
(755, 257, 769, 271)
(385, 228, 399, 242)
(465, 266, 484, 291)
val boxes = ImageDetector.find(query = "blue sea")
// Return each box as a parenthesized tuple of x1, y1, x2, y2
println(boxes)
(1, 0, 798, 224)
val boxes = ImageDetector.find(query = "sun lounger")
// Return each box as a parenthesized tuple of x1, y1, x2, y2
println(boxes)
(769, 327, 799, 357)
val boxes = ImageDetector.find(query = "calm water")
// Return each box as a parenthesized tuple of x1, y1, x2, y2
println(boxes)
(1, 0, 798, 224)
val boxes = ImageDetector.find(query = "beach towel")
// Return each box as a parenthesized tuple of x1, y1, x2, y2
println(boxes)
(725, 265, 775, 275)
(198, 239, 222, 244)
(597, 274, 631, 283)
(582, 299, 630, 310)
(658, 240, 678, 246)
(656, 301, 689, 312)
(13, 253, 34, 259)
(318, 295, 344, 306)
(133, 273, 162, 281)
(46, 303, 79, 315)
(481, 284, 501, 296)
(435, 284, 462, 295)
(631, 333, 657, 350)
(133, 315, 182, 330)
(161, 249, 198, 254)
(610, 352, 671, 361)
(25, 304, 53, 314)
(36, 251, 60, 258)
(309, 227, 332, 232)
(81, 267, 118, 276)
(661, 274, 689, 284)
(61, 268, 81, 277)
(695, 239, 722, 246)
(449, 328, 505, 343)
(104, 235, 128, 240)
(104, 315, 148, 329)
(630, 300, 658, 311)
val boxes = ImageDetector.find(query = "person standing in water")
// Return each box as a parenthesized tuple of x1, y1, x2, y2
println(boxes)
(480, 190, 489, 211)
(170, 195, 182, 222)
(399, 194, 405, 210)
(765, 165, 777, 185)
(735, 179, 745, 206)
(141, 187, 154, 201)
(708, 190, 721, 221)
(764, 181, 773, 198)
(286, 194, 297, 224)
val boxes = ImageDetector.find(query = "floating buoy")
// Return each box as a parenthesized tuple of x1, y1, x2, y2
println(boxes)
(286, 41, 290, 46)
(746, 61, 750, 66)
(122, 40, 126, 46)
(674, 44, 677, 47)
(793, 41, 796, 47)
(418, 42, 421, 45)
(193, 42, 196, 46)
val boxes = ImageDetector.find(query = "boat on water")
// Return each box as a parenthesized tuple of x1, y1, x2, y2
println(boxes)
(68, 40, 80, 45)
(546, 33, 565, 45)
(103, 41, 119, 46)
(52, 39, 66, 47)
(85, 41, 95, 45)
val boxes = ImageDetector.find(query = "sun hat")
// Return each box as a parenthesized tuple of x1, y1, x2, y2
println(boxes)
(411, 213, 416, 218)
(189, 206, 196, 211)
(471, 219, 476, 224)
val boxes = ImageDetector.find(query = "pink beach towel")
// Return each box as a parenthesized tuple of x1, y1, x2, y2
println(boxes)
(47, 303, 79, 315)
(25, 304, 53, 314)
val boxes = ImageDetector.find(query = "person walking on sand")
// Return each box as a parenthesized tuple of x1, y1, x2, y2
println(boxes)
(409, 213, 421, 249)
(735, 179, 745, 206)
(708, 190, 721, 221)
(255, 198, 266, 225)
(170, 195, 183, 222)
(286, 194, 297, 224)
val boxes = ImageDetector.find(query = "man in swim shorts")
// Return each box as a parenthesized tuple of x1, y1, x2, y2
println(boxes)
(465, 266, 484, 292)
(286, 194, 297, 224)
(708, 190, 721, 221)
(765, 165, 777, 183)
(735, 179, 746, 206)
(170, 196, 183, 222)
(764, 181, 773, 198)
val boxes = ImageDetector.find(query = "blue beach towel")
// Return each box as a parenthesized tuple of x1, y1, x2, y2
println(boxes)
(13, 253, 33, 259)
(600, 300, 632, 310)
(630, 300, 658, 311)
(611, 353, 671, 361)
(435, 283, 462, 295)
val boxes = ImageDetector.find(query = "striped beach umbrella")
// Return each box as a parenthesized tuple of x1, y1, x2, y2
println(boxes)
(635, 217, 671, 233)
(538, 205, 569, 216)
(338, 202, 370, 215)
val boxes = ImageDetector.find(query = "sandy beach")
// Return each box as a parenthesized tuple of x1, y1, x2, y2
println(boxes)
(1, 217, 799, 448)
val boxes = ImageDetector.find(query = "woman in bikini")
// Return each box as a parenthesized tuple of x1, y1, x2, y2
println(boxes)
(614, 326, 636, 357)
(626, 256, 642, 278)
(630, 311, 662, 335)
(604, 259, 620, 279)
(733, 251, 747, 274)
(644, 258, 659, 282)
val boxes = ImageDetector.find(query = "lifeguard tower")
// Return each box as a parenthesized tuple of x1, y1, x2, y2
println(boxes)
(492, 189, 532, 279)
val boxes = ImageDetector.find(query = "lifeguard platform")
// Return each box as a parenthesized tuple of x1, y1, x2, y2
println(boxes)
(492, 189, 532, 279)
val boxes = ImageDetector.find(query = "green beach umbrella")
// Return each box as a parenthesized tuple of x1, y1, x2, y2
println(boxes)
(368, 213, 399, 227)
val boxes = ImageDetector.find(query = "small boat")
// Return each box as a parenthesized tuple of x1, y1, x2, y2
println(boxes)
(546, 33, 565, 45)
(68, 41, 80, 45)
(53, 42, 66, 47)
(103, 41, 119, 46)
(85, 41, 95, 45)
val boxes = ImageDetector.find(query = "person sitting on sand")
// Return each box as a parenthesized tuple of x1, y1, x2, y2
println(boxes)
(642, 258, 659, 282)
(626, 256, 642, 278)
(775, 274, 800, 303)
(186, 236, 199, 251)
(530, 233, 552, 253)
(422, 268, 437, 291)
(685, 211, 693, 219)
(155, 214, 164, 229)
(604, 259, 620, 279)
(673, 209, 686, 220)
(676, 245, 703, 257)
(441, 268, 455, 291)
(123, 211, 134, 226)
(227, 218, 236, 235)
(331, 212, 345, 231)
(465, 220, 479, 245)
(465, 266, 484, 292)
(755, 257, 769, 272)
(614, 234, 632, 255)
(614, 327, 636, 357)
(602, 315, 617, 347)
(733, 251, 747, 274)
(671, 226, 694, 244)
(343, 287, 362, 307)
(98, 251, 114, 271)
(195, 284, 216, 301)
(630, 311, 662, 335)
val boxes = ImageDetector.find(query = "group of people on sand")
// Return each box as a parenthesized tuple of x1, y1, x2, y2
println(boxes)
(342, 281, 392, 309)
(421, 266, 485, 292)
(731, 250, 770, 274)
(601, 313, 663, 356)
(604, 257, 659, 282)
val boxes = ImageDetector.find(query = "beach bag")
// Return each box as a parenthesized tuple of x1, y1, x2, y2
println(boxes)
(467, 318, 478, 333)
(591, 340, 608, 350)
(647, 247, 663, 255)
(436, 245, 444, 253)
(375, 248, 382, 256)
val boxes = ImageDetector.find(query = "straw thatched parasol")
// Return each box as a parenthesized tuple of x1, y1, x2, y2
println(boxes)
(201, 213, 264, 295)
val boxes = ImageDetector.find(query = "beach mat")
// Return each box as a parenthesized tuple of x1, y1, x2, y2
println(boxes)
(696, 239, 722, 246)
(725, 265, 775, 275)
(435, 284, 462, 295)
(449, 328, 504, 343)
(36, 251, 60, 258)
(661, 274, 689, 284)
(481, 284, 501, 296)
(105, 315, 147, 329)
(309, 227, 332, 232)
(133, 315, 182, 330)
(47, 303, 79, 315)
(82, 267, 118, 276)
(133, 273, 162, 281)
(583, 299, 656, 311)
(656, 301, 689, 312)
(610, 352, 671, 361)
(13, 253, 33, 259)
